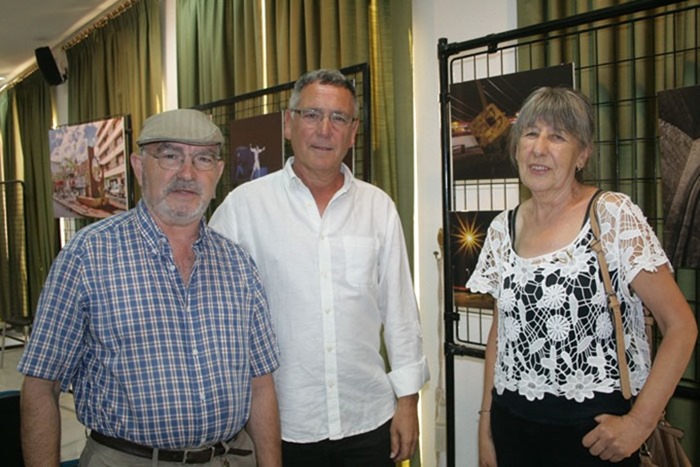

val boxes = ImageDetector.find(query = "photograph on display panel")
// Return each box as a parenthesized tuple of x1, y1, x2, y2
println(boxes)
(450, 211, 500, 292)
(658, 84, 700, 269)
(49, 115, 131, 219)
(450, 210, 499, 345)
(450, 64, 574, 180)
(229, 113, 284, 188)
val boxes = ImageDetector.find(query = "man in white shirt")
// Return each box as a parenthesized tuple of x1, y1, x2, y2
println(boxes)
(210, 69, 429, 466)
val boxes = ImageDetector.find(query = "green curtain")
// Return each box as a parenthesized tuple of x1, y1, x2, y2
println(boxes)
(264, 0, 368, 84)
(368, 0, 395, 192)
(66, 0, 162, 150)
(0, 89, 17, 180)
(370, 0, 414, 260)
(13, 71, 56, 312)
(177, 0, 264, 107)
(0, 89, 17, 319)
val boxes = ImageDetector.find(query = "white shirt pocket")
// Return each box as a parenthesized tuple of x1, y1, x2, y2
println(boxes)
(343, 236, 378, 288)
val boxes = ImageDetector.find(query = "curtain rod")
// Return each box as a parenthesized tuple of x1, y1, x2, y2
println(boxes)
(61, 0, 139, 50)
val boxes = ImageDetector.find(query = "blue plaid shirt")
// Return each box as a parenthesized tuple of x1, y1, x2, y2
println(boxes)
(18, 201, 279, 449)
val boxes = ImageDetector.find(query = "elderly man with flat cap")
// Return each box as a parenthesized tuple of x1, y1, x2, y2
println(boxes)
(19, 109, 281, 467)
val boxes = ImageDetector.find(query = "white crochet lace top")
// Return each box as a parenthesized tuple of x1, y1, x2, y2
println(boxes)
(466, 191, 669, 402)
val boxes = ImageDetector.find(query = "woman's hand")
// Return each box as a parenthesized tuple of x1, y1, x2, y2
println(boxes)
(581, 412, 655, 462)
(478, 413, 498, 467)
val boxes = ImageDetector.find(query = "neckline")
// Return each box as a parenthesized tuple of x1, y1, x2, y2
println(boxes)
(508, 189, 602, 260)
(508, 220, 591, 261)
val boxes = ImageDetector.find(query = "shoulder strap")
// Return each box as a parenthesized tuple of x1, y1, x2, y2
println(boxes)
(588, 190, 633, 400)
(509, 205, 519, 247)
(582, 189, 602, 228)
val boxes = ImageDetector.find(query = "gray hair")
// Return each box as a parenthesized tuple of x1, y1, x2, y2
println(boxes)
(288, 69, 359, 117)
(509, 87, 595, 181)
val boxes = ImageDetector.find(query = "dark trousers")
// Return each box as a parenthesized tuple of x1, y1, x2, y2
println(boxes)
(491, 401, 640, 467)
(282, 419, 394, 467)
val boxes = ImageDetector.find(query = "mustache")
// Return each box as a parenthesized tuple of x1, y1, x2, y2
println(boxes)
(165, 179, 203, 195)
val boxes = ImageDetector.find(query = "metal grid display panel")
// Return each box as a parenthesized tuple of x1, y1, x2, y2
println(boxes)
(439, 3, 700, 466)
(441, 0, 699, 396)
(446, 0, 700, 374)
(451, 178, 519, 348)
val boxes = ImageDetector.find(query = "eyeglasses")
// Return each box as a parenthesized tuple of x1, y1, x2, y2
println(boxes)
(290, 108, 355, 128)
(145, 149, 221, 171)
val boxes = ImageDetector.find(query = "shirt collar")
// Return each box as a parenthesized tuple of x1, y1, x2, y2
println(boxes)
(283, 156, 354, 194)
(135, 200, 209, 253)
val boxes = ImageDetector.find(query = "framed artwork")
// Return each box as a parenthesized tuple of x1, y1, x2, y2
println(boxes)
(49, 115, 131, 219)
(449, 64, 575, 180)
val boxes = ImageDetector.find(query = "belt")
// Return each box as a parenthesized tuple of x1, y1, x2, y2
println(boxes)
(90, 430, 252, 464)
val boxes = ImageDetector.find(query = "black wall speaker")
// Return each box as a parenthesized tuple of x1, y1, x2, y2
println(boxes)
(35, 47, 67, 85)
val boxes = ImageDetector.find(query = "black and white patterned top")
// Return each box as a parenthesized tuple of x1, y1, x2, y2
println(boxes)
(467, 191, 669, 402)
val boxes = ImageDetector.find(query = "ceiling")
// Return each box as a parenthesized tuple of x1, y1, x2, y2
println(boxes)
(0, 0, 122, 88)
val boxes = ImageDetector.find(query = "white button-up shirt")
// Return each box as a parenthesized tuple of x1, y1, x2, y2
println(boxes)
(210, 158, 429, 442)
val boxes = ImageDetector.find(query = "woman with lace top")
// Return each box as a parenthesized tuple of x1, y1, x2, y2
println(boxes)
(466, 87, 697, 466)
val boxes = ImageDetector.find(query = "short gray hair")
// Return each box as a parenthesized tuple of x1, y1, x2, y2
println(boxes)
(509, 87, 594, 180)
(288, 69, 359, 117)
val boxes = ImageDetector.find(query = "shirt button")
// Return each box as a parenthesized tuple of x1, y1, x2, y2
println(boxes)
(328, 381, 335, 388)
(193, 349, 199, 356)
(326, 346, 334, 353)
(169, 264, 176, 271)
(325, 308, 331, 314)
(200, 392, 206, 401)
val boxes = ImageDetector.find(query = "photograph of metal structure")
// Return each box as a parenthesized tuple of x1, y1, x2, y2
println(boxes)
(658, 84, 700, 269)
(449, 64, 574, 180)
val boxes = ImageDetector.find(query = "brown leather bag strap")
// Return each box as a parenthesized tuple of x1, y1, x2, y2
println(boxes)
(588, 190, 633, 400)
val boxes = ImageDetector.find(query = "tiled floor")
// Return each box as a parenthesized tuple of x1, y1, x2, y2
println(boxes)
(1, 344, 86, 463)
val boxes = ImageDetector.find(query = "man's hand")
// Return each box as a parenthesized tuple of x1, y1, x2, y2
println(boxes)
(390, 394, 419, 462)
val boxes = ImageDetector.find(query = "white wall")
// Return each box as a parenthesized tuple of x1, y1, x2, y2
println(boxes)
(412, 1, 516, 466)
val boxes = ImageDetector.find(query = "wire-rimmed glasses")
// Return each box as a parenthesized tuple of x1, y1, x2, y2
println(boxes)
(290, 108, 356, 129)
(144, 149, 221, 171)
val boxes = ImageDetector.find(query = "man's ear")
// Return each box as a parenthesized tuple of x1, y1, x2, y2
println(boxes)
(283, 109, 293, 141)
(130, 153, 144, 187)
(348, 118, 359, 147)
(214, 159, 225, 188)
